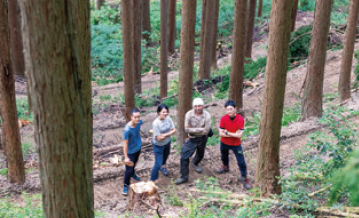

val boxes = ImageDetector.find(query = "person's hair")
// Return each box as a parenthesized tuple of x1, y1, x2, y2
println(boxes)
(224, 100, 236, 108)
(130, 108, 141, 115)
(157, 104, 169, 114)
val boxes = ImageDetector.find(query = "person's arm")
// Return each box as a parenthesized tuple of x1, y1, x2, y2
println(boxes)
(202, 112, 212, 135)
(162, 128, 176, 137)
(226, 129, 243, 138)
(219, 128, 229, 137)
(184, 112, 204, 133)
(123, 139, 130, 162)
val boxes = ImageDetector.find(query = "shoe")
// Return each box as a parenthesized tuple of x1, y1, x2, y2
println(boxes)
(238, 177, 252, 190)
(122, 186, 129, 195)
(217, 165, 230, 174)
(160, 167, 169, 176)
(174, 177, 188, 185)
(131, 174, 141, 181)
(191, 162, 202, 174)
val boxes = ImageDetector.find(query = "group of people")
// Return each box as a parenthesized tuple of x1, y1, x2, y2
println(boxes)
(121, 98, 252, 195)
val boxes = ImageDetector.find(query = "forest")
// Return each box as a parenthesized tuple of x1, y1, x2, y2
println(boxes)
(0, 0, 359, 217)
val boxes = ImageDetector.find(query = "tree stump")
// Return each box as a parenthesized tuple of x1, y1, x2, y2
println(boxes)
(126, 181, 161, 212)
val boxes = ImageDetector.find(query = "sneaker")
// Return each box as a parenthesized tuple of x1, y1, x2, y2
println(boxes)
(174, 177, 188, 185)
(191, 162, 202, 174)
(217, 165, 230, 174)
(122, 186, 129, 195)
(238, 177, 252, 190)
(160, 167, 169, 176)
(131, 174, 141, 181)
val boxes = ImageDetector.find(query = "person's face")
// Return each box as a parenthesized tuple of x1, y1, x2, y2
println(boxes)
(194, 105, 204, 114)
(131, 112, 141, 124)
(158, 108, 168, 120)
(226, 106, 236, 117)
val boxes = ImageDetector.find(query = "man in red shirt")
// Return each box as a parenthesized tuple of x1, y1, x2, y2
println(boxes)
(218, 100, 252, 190)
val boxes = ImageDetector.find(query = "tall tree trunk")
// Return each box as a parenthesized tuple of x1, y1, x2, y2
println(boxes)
(291, 0, 299, 32)
(338, 0, 359, 102)
(199, 0, 215, 79)
(168, 0, 176, 55)
(0, 0, 25, 185)
(122, 0, 135, 122)
(228, 0, 247, 112)
(200, 0, 206, 59)
(134, 0, 142, 94)
(245, 0, 256, 60)
(211, 0, 220, 70)
(95, 0, 104, 10)
(141, 0, 151, 42)
(255, 0, 293, 197)
(301, 0, 332, 119)
(177, 0, 197, 146)
(19, 0, 94, 216)
(7, 0, 25, 76)
(257, 0, 263, 17)
(160, 0, 169, 98)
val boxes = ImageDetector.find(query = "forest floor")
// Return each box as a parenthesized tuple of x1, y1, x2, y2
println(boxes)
(1, 11, 359, 217)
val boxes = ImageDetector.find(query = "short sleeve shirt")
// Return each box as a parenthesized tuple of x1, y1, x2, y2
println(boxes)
(220, 114, 244, 146)
(123, 120, 143, 154)
(152, 116, 175, 146)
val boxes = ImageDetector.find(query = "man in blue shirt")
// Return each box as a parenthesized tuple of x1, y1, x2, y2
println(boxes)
(122, 108, 143, 195)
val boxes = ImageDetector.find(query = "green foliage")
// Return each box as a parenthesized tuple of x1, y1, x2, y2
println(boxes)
(0, 193, 43, 218)
(16, 98, 32, 122)
(289, 25, 312, 62)
(22, 142, 32, 159)
(216, 57, 267, 94)
(242, 104, 301, 139)
(354, 51, 359, 87)
(91, 23, 123, 85)
(298, 0, 315, 11)
(0, 168, 8, 176)
(329, 149, 359, 206)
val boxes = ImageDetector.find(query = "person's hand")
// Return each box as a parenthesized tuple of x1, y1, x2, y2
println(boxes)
(125, 157, 131, 163)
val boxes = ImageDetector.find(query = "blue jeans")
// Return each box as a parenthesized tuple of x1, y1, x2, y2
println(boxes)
(150, 142, 171, 181)
(220, 142, 247, 178)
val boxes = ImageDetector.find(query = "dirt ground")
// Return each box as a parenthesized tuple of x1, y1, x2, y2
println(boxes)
(1, 11, 359, 217)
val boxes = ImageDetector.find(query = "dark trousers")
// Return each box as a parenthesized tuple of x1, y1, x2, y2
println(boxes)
(150, 142, 171, 181)
(124, 149, 141, 186)
(180, 136, 208, 179)
(220, 142, 247, 178)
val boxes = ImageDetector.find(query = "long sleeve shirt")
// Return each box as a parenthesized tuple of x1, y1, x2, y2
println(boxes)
(184, 109, 212, 138)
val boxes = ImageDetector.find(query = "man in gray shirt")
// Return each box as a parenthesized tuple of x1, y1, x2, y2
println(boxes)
(175, 98, 212, 185)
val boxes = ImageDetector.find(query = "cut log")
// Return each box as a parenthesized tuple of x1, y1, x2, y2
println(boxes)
(127, 181, 161, 211)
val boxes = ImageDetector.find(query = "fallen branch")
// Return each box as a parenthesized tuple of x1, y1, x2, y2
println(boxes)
(316, 207, 359, 218)
(308, 185, 332, 197)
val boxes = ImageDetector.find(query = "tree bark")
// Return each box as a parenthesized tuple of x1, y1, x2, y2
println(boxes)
(141, 0, 151, 42)
(0, 0, 25, 185)
(228, 0, 247, 111)
(19, 0, 94, 216)
(338, 0, 359, 102)
(168, 0, 176, 55)
(200, 0, 206, 59)
(301, 0, 332, 119)
(7, 0, 25, 76)
(245, 0, 256, 60)
(177, 0, 197, 146)
(291, 0, 299, 32)
(211, 0, 220, 70)
(160, 0, 169, 98)
(199, 0, 215, 79)
(95, 0, 104, 10)
(121, 0, 136, 122)
(257, 0, 263, 17)
(255, 0, 293, 197)
(134, 0, 142, 94)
